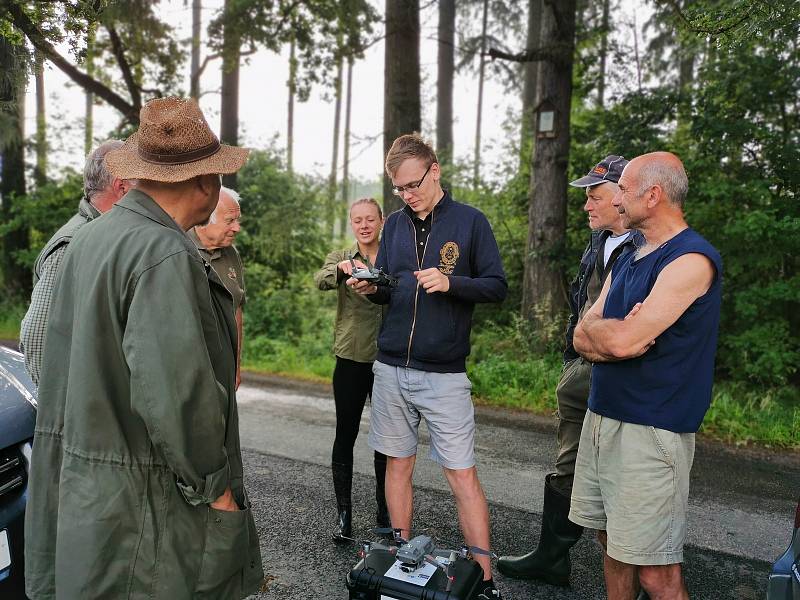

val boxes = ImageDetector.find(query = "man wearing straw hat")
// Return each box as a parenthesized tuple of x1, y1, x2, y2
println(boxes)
(25, 97, 264, 600)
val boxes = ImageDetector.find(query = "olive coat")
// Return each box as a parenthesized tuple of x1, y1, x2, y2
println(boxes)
(24, 189, 264, 599)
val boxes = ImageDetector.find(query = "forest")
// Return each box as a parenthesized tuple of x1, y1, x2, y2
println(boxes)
(0, 0, 797, 447)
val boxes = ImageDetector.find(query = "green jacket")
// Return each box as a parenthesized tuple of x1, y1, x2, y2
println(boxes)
(25, 189, 264, 599)
(314, 243, 384, 363)
(32, 197, 101, 285)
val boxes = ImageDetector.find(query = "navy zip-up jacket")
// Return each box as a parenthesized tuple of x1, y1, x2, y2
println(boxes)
(368, 192, 507, 373)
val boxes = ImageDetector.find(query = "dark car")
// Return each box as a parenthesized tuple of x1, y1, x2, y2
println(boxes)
(0, 346, 37, 598)
(768, 498, 800, 599)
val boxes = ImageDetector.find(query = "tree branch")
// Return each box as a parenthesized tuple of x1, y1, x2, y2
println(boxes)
(191, 52, 220, 95)
(656, 0, 763, 36)
(6, 2, 138, 123)
(106, 23, 141, 110)
(487, 43, 572, 67)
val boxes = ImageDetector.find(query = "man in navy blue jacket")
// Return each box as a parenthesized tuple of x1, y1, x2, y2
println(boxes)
(350, 133, 507, 600)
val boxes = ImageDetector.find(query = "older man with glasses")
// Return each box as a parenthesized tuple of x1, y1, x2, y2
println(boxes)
(350, 133, 508, 600)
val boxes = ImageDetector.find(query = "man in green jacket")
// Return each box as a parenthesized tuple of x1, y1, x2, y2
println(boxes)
(24, 97, 264, 600)
(19, 139, 127, 386)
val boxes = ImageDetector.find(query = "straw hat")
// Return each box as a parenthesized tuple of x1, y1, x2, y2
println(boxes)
(105, 97, 249, 182)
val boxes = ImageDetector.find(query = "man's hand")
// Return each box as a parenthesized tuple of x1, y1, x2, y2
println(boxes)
(415, 268, 450, 294)
(338, 259, 367, 276)
(623, 302, 655, 357)
(346, 277, 378, 295)
(210, 486, 239, 512)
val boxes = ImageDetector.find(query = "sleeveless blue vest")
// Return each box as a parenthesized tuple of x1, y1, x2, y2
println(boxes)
(589, 228, 723, 433)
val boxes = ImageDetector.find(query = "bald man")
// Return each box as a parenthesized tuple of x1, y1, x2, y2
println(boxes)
(191, 187, 246, 388)
(570, 152, 722, 600)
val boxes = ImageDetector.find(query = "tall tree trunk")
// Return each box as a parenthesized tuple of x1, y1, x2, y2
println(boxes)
(521, 0, 577, 344)
(597, 0, 610, 107)
(473, 0, 489, 186)
(190, 0, 201, 99)
(436, 0, 455, 172)
(220, 0, 240, 188)
(383, 0, 421, 215)
(328, 52, 344, 238)
(34, 50, 47, 186)
(520, 0, 544, 172)
(341, 56, 353, 219)
(0, 36, 29, 295)
(676, 6, 694, 132)
(632, 12, 642, 93)
(287, 33, 296, 173)
(85, 23, 95, 155)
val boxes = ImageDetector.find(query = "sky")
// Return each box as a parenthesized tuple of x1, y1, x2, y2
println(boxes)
(22, 0, 653, 185)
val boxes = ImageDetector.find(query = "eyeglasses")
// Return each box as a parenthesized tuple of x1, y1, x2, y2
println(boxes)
(391, 163, 433, 196)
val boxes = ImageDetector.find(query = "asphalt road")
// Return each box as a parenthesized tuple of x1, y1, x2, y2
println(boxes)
(237, 375, 800, 600)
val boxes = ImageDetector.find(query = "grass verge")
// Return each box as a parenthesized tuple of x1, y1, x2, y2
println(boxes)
(0, 299, 24, 340)
(243, 330, 799, 451)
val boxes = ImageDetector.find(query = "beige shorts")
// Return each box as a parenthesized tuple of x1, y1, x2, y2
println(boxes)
(568, 410, 695, 566)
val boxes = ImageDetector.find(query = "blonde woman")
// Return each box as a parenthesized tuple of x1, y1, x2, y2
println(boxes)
(314, 198, 389, 542)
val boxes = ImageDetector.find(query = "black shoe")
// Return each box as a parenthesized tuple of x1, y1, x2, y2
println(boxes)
(497, 473, 583, 586)
(332, 461, 354, 544)
(332, 508, 352, 544)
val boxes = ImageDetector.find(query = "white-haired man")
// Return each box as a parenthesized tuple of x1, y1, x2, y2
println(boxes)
(192, 187, 246, 388)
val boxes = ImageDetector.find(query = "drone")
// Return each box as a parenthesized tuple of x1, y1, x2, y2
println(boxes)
(349, 257, 398, 288)
(347, 528, 497, 593)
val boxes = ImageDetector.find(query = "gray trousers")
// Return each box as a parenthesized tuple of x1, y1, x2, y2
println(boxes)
(550, 357, 592, 498)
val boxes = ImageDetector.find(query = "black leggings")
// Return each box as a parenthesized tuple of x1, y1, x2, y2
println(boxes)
(332, 356, 381, 465)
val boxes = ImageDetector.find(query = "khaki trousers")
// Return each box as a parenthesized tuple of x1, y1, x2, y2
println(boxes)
(551, 357, 592, 498)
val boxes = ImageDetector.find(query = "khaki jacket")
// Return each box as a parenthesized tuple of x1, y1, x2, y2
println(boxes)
(314, 243, 384, 363)
(24, 189, 263, 599)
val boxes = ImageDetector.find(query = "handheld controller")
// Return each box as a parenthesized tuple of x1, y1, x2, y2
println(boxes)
(349, 258, 398, 288)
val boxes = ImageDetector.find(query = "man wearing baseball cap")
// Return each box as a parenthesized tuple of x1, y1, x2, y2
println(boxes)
(25, 97, 263, 599)
(498, 155, 641, 586)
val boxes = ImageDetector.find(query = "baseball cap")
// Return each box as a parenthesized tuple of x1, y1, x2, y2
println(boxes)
(570, 155, 628, 188)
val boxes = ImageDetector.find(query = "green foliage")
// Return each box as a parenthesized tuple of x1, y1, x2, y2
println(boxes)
(0, 173, 83, 274)
(236, 149, 330, 282)
(208, 0, 379, 98)
(0, 296, 25, 340)
(702, 382, 799, 449)
(561, 6, 800, 388)
(236, 148, 337, 374)
(468, 324, 563, 412)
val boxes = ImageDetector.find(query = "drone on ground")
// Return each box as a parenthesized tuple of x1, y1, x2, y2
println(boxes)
(347, 527, 497, 593)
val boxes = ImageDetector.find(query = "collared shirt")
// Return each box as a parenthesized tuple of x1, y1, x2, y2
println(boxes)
(188, 228, 246, 309)
(314, 242, 385, 363)
(411, 212, 433, 265)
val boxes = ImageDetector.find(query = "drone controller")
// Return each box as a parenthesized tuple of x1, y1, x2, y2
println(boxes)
(349, 258, 398, 288)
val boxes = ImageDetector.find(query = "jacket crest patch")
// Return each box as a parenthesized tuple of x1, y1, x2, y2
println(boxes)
(227, 267, 238, 281)
(438, 242, 460, 275)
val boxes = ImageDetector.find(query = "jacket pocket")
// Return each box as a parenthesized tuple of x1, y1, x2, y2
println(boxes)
(194, 504, 250, 597)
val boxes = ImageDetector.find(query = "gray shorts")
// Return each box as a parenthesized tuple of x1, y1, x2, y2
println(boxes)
(569, 410, 695, 566)
(368, 361, 476, 470)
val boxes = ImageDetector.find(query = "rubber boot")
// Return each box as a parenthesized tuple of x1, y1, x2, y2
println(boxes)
(497, 473, 584, 586)
(374, 452, 390, 528)
(332, 461, 353, 543)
